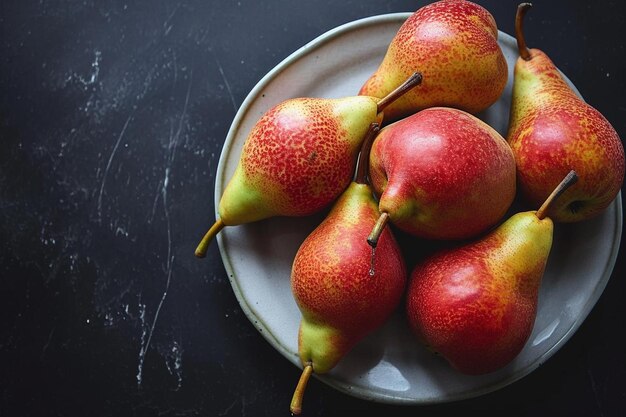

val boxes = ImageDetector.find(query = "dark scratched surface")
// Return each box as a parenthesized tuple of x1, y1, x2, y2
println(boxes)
(1, 1, 624, 416)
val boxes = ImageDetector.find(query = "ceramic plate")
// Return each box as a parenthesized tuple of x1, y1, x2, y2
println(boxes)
(213, 13, 622, 404)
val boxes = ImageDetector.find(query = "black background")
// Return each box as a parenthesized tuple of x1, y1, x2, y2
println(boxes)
(1, 1, 624, 416)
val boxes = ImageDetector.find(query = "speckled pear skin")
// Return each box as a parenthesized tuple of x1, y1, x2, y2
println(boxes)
(291, 182, 406, 374)
(218, 96, 379, 226)
(369, 107, 516, 240)
(359, 0, 507, 121)
(507, 49, 625, 222)
(406, 210, 553, 375)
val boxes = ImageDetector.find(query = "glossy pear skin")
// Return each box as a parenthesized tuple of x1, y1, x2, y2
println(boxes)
(219, 96, 379, 226)
(369, 107, 516, 240)
(359, 0, 507, 121)
(406, 211, 553, 375)
(291, 182, 406, 373)
(507, 49, 625, 222)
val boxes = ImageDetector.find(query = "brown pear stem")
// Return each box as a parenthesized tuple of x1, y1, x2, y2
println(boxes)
(290, 363, 313, 416)
(194, 218, 225, 258)
(536, 170, 579, 220)
(367, 212, 390, 248)
(376, 72, 423, 113)
(515, 3, 533, 60)
(355, 122, 380, 185)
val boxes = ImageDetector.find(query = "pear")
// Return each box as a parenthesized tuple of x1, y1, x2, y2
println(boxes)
(366, 107, 516, 247)
(359, 0, 507, 121)
(289, 124, 406, 415)
(194, 73, 422, 257)
(507, 3, 624, 222)
(406, 171, 578, 375)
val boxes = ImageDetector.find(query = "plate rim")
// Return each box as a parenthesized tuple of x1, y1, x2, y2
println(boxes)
(213, 12, 623, 405)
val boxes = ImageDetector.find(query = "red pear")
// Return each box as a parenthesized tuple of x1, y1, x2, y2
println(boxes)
(367, 107, 516, 245)
(406, 171, 578, 375)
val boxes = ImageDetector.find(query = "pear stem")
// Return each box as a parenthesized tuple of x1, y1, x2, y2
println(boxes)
(355, 122, 380, 185)
(194, 218, 225, 258)
(515, 3, 533, 61)
(367, 212, 390, 248)
(536, 170, 579, 220)
(376, 72, 423, 113)
(290, 363, 313, 416)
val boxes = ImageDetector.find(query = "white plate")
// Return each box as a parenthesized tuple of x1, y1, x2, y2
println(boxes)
(214, 13, 623, 404)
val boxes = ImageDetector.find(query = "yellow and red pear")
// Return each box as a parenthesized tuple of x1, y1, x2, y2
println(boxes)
(219, 96, 377, 223)
(507, 3, 624, 222)
(359, 0, 507, 121)
(406, 171, 578, 375)
(289, 124, 406, 415)
(291, 182, 406, 371)
(194, 73, 422, 258)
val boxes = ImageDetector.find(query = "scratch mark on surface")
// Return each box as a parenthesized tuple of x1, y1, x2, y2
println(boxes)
(136, 70, 193, 387)
(136, 301, 148, 385)
(162, 167, 173, 273)
(587, 367, 605, 417)
(40, 326, 56, 360)
(163, 2, 182, 36)
(172, 49, 178, 88)
(88, 50, 102, 85)
(66, 49, 102, 87)
(197, 27, 211, 44)
(172, 70, 193, 156)
(219, 399, 238, 416)
(97, 114, 132, 222)
(136, 155, 175, 386)
(148, 179, 163, 224)
(165, 340, 183, 391)
(241, 396, 248, 416)
(213, 55, 238, 112)
(135, 254, 174, 387)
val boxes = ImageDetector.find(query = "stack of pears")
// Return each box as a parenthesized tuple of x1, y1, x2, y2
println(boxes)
(194, 0, 624, 413)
